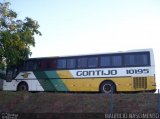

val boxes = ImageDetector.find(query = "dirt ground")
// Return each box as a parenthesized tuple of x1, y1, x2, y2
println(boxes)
(0, 92, 160, 119)
(0, 92, 158, 113)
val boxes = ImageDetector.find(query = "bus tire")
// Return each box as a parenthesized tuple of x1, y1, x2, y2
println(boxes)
(99, 81, 116, 94)
(17, 82, 28, 91)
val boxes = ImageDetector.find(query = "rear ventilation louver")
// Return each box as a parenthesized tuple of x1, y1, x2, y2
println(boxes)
(133, 77, 147, 89)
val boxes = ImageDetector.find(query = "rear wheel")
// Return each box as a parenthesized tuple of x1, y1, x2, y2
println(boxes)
(100, 81, 116, 94)
(17, 82, 28, 91)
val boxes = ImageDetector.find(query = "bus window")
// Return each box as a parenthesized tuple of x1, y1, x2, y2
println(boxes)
(57, 59, 66, 69)
(135, 54, 149, 66)
(6, 70, 13, 82)
(40, 60, 48, 69)
(124, 54, 134, 66)
(112, 56, 122, 66)
(24, 61, 30, 71)
(24, 60, 39, 71)
(124, 53, 149, 66)
(78, 57, 87, 68)
(33, 61, 39, 70)
(48, 60, 56, 69)
(67, 59, 76, 69)
(5, 65, 18, 82)
(88, 57, 98, 68)
(100, 56, 111, 67)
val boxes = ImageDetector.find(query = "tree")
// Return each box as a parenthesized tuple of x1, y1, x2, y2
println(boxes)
(0, 2, 41, 70)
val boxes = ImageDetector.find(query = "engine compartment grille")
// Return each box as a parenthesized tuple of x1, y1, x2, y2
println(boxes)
(133, 77, 147, 89)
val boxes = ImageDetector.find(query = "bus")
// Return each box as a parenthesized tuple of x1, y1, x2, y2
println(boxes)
(3, 49, 156, 93)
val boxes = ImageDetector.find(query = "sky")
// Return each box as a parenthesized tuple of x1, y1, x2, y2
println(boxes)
(3, 0, 160, 90)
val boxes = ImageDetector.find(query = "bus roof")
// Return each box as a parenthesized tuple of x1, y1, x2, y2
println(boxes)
(28, 48, 153, 60)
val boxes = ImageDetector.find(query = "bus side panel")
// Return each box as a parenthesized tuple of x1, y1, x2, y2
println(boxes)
(2, 79, 43, 91)
(3, 80, 17, 91)
(62, 76, 156, 92)
(147, 76, 156, 91)
(61, 77, 133, 92)
(57, 70, 156, 92)
(62, 79, 101, 91)
(111, 77, 133, 92)
(28, 80, 44, 91)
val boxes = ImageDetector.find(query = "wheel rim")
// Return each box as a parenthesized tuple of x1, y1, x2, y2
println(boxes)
(103, 84, 112, 93)
(19, 85, 27, 91)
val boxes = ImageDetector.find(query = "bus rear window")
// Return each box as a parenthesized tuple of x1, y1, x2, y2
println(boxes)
(124, 53, 150, 66)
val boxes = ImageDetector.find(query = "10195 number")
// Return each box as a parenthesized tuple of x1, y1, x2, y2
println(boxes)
(126, 69, 149, 74)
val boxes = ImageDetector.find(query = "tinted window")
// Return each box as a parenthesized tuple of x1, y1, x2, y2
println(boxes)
(136, 54, 148, 65)
(67, 59, 76, 68)
(40, 60, 48, 69)
(100, 56, 111, 67)
(24, 60, 39, 70)
(48, 60, 56, 69)
(78, 57, 87, 68)
(124, 53, 149, 66)
(125, 55, 134, 66)
(57, 59, 66, 69)
(112, 56, 122, 66)
(24, 61, 29, 70)
(88, 57, 98, 68)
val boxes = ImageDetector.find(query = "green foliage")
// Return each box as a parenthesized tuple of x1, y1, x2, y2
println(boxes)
(0, 2, 41, 69)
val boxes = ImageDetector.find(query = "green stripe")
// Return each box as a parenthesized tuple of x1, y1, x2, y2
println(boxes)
(34, 71, 69, 91)
(44, 71, 59, 78)
(45, 71, 68, 91)
(33, 71, 57, 91)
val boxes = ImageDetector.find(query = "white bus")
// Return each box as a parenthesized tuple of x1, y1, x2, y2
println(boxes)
(3, 49, 156, 93)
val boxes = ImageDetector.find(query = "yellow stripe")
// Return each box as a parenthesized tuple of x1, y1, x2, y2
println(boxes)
(62, 78, 103, 91)
(56, 70, 73, 78)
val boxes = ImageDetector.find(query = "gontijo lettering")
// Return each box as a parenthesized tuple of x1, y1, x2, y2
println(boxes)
(76, 70, 117, 76)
